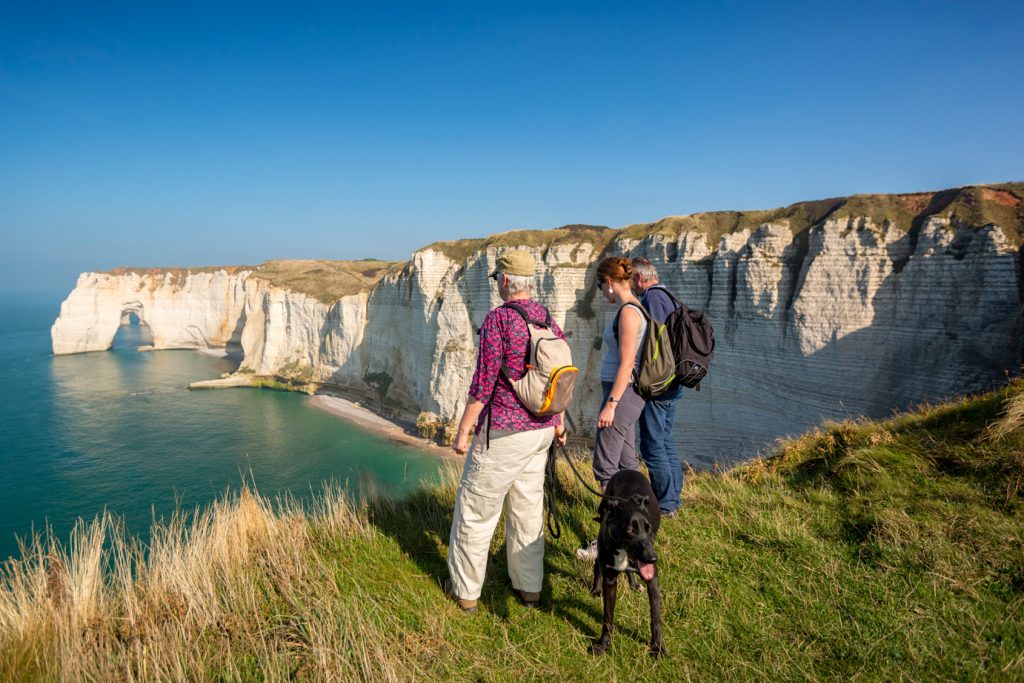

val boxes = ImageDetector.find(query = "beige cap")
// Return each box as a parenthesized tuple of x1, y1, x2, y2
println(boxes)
(489, 250, 535, 278)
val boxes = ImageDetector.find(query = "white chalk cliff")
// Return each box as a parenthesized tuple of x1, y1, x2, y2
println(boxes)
(51, 268, 253, 356)
(51, 185, 1024, 465)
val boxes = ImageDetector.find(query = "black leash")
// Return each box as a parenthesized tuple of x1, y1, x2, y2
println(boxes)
(544, 442, 564, 539)
(544, 413, 639, 539)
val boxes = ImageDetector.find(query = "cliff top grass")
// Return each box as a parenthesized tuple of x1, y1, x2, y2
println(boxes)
(616, 182, 1024, 248)
(422, 224, 616, 262)
(3, 382, 1023, 681)
(103, 183, 1023, 294)
(100, 265, 258, 290)
(252, 259, 400, 303)
(404, 182, 1022, 263)
(105, 265, 256, 276)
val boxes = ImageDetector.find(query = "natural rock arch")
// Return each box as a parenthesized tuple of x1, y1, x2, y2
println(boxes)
(119, 302, 146, 326)
(113, 302, 154, 348)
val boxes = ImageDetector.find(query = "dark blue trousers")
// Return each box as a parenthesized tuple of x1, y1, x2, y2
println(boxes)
(637, 383, 684, 513)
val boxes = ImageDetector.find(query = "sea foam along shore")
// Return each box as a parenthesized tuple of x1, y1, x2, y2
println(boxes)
(308, 394, 453, 457)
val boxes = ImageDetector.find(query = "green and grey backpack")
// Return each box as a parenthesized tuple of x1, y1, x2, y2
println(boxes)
(616, 302, 677, 399)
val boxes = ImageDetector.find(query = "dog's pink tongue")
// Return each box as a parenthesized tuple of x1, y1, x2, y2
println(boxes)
(639, 562, 655, 581)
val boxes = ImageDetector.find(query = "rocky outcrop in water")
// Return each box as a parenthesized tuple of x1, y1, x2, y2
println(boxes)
(51, 184, 1024, 464)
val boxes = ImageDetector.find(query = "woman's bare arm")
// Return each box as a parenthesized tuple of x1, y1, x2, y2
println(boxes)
(598, 305, 642, 429)
(610, 305, 642, 400)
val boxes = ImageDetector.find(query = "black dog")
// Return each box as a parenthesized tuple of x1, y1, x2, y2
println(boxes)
(589, 470, 665, 657)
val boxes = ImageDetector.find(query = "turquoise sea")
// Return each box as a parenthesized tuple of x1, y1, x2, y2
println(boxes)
(0, 295, 443, 561)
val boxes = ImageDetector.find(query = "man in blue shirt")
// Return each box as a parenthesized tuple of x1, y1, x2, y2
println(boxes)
(631, 257, 684, 517)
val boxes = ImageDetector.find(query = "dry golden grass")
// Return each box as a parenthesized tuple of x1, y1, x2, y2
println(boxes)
(985, 389, 1024, 442)
(422, 224, 614, 262)
(0, 484, 427, 682)
(104, 265, 256, 276)
(617, 182, 1024, 247)
(253, 259, 399, 303)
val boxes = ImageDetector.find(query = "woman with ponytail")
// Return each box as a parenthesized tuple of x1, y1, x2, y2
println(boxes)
(576, 256, 649, 560)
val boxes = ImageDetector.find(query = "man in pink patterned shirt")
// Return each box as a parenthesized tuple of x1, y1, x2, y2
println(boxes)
(445, 250, 568, 613)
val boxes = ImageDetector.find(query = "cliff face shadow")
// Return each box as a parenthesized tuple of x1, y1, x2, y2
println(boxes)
(224, 307, 247, 365)
(690, 220, 1024, 466)
(813, 224, 1023, 417)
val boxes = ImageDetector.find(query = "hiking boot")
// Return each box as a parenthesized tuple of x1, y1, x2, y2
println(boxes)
(443, 578, 478, 613)
(516, 590, 541, 609)
(575, 539, 598, 561)
(661, 509, 678, 519)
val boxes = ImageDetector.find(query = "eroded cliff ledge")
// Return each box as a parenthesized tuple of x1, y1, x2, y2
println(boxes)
(52, 183, 1024, 464)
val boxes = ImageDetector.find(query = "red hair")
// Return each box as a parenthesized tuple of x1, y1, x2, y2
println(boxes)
(595, 256, 634, 286)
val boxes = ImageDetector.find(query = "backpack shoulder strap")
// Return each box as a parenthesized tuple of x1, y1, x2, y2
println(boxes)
(649, 284, 683, 309)
(613, 301, 649, 342)
(502, 301, 551, 328)
(621, 301, 650, 322)
(499, 301, 553, 382)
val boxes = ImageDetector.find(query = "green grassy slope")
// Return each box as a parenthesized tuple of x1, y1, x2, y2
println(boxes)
(348, 382, 1024, 680)
(2, 382, 1022, 681)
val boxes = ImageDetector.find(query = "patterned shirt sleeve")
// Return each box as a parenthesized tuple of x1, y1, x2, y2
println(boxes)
(467, 311, 502, 403)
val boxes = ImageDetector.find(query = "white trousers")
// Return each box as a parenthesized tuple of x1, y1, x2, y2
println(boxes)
(447, 426, 554, 601)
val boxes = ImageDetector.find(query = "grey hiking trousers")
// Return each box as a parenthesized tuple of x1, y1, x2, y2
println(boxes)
(592, 381, 645, 488)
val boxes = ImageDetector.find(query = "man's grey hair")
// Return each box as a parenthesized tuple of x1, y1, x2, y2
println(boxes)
(502, 273, 535, 296)
(632, 257, 659, 282)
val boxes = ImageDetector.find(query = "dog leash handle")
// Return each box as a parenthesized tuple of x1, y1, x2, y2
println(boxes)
(544, 442, 562, 539)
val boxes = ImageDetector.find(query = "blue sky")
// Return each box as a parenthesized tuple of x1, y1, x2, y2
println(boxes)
(2, 1, 1022, 295)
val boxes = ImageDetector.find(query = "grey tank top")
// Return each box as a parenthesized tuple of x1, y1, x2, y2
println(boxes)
(600, 302, 648, 382)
